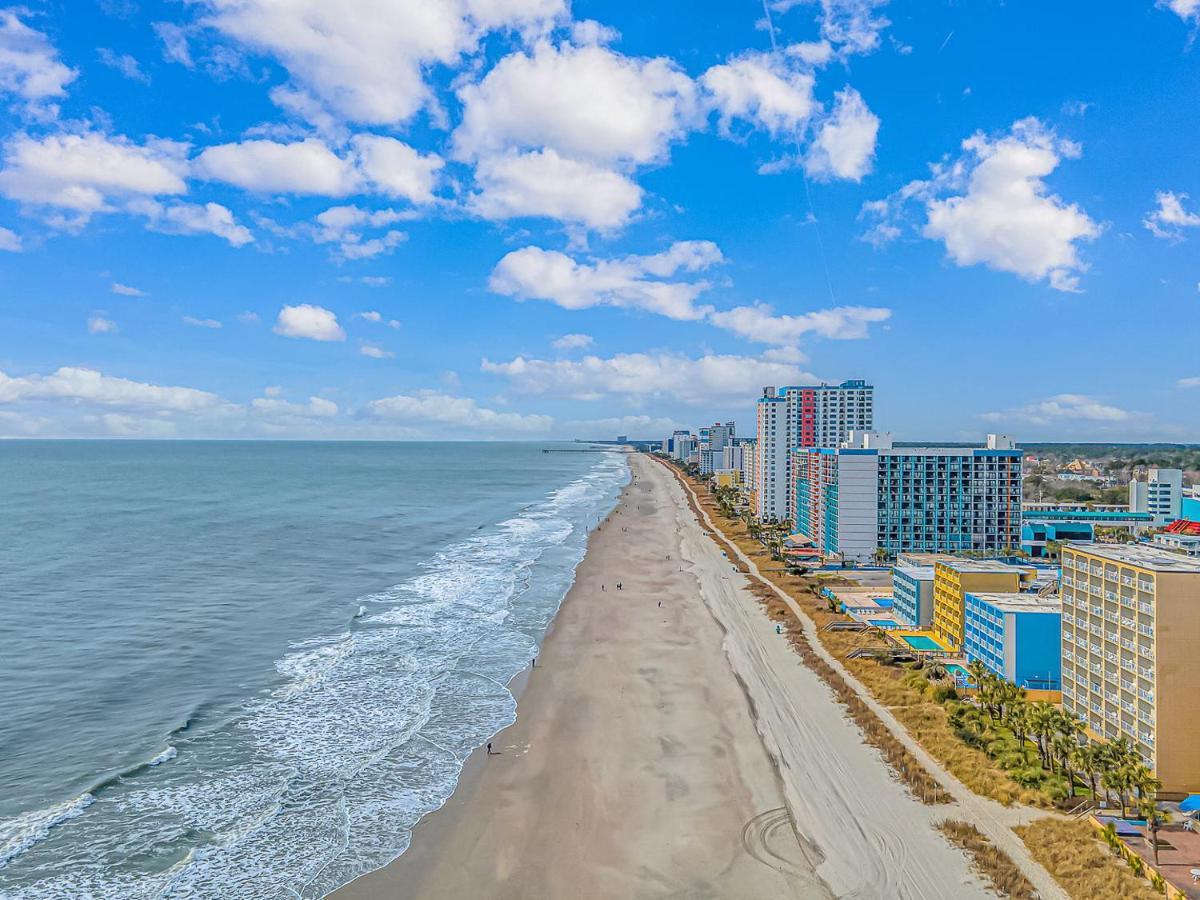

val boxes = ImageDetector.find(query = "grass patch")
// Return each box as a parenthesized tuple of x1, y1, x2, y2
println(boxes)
(938, 820, 1039, 900)
(1015, 818, 1160, 900)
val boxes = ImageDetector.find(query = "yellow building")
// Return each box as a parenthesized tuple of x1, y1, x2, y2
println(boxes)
(1060, 543, 1200, 793)
(714, 470, 741, 489)
(932, 560, 1032, 649)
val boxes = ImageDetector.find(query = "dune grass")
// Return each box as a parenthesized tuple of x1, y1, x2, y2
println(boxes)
(1015, 818, 1160, 900)
(937, 820, 1039, 900)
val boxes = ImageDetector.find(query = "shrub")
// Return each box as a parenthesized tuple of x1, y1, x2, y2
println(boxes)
(1011, 767, 1046, 788)
(932, 685, 959, 703)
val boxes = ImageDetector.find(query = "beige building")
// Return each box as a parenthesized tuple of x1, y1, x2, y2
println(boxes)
(1060, 543, 1200, 793)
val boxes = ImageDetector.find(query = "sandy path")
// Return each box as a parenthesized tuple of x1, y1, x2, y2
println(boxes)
(663, 459, 1069, 900)
(337, 454, 830, 899)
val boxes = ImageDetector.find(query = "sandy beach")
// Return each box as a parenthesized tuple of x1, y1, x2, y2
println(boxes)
(336, 453, 991, 899)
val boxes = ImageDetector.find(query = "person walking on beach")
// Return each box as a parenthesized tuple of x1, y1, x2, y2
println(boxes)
(487, 742, 494, 755)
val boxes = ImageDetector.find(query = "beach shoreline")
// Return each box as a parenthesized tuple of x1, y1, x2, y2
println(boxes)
(334, 453, 989, 899)
(334, 453, 828, 899)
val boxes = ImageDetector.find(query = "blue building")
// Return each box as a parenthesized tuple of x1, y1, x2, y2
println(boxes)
(962, 592, 1061, 690)
(1183, 492, 1200, 522)
(892, 565, 935, 628)
(1019, 521, 1093, 558)
(791, 433, 1022, 565)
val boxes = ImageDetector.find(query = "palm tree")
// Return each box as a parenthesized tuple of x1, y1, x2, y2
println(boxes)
(873, 546, 889, 566)
(1006, 700, 1031, 756)
(1137, 779, 1168, 868)
(1027, 702, 1058, 768)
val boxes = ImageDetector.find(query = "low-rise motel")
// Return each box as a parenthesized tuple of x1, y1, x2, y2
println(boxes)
(962, 592, 1061, 690)
(1060, 543, 1200, 792)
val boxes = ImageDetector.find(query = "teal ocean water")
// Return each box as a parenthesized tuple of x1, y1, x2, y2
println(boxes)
(0, 441, 628, 897)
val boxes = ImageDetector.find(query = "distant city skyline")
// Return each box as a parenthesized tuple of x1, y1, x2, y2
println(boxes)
(1, 1, 1199, 441)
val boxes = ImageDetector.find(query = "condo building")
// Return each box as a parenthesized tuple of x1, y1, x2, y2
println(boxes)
(1060, 543, 1200, 791)
(698, 421, 735, 475)
(1129, 467, 1184, 526)
(892, 565, 936, 628)
(962, 593, 1061, 690)
(790, 432, 1022, 567)
(753, 381, 873, 521)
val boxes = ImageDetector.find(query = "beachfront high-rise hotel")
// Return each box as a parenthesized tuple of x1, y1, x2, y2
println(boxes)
(1060, 543, 1200, 792)
(754, 380, 873, 521)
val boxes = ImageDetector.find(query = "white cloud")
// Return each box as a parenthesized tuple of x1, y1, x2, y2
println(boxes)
(469, 148, 644, 231)
(773, 0, 890, 58)
(482, 351, 815, 405)
(0, 366, 228, 412)
(787, 40, 834, 66)
(194, 136, 443, 203)
(359, 276, 390, 287)
(356, 310, 401, 328)
(455, 41, 697, 165)
(0, 131, 188, 224)
(251, 394, 338, 417)
(708, 302, 891, 344)
(0, 225, 22, 251)
(805, 87, 878, 182)
(111, 282, 145, 296)
(981, 394, 1131, 426)
(565, 414, 685, 435)
(359, 342, 394, 359)
(889, 118, 1100, 292)
(489, 241, 723, 321)
(273, 304, 346, 341)
(133, 199, 254, 246)
(194, 138, 357, 195)
(311, 205, 409, 260)
(701, 51, 815, 137)
(183, 316, 222, 328)
(350, 134, 444, 203)
(366, 389, 553, 433)
(552, 332, 593, 350)
(203, 0, 566, 127)
(237, 311, 260, 324)
(1144, 191, 1200, 241)
(97, 48, 150, 83)
(570, 19, 620, 45)
(88, 315, 117, 334)
(0, 9, 78, 119)
(153, 22, 193, 67)
(1159, 0, 1200, 22)
(1177, 376, 1200, 388)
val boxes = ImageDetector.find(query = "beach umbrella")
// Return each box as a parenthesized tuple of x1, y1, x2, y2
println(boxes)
(1178, 795, 1200, 813)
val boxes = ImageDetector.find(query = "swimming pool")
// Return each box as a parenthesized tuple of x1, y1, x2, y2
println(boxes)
(869, 618, 896, 629)
(901, 635, 942, 651)
(946, 664, 969, 680)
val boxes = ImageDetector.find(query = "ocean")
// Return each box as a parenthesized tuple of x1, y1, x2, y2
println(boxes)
(0, 441, 628, 898)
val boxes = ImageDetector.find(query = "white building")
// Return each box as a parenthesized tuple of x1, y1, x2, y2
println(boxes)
(1129, 468, 1183, 526)
(753, 381, 874, 522)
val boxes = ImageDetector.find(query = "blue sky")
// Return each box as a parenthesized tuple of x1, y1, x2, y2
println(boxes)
(0, 0, 1198, 441)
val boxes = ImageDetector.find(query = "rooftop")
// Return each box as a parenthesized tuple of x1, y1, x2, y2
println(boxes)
(1064, 542, 1200, 572)
(936, 559, 1026, 574)
(967, 592, 1061, 614)
(894, 565, 936, 580)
